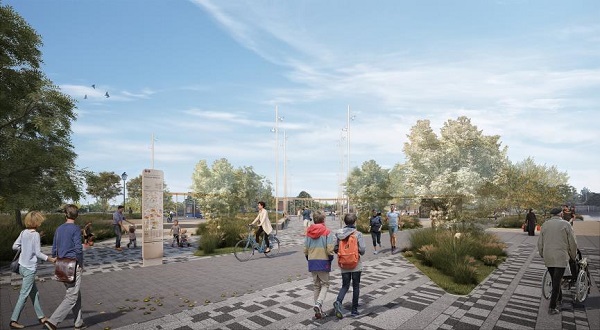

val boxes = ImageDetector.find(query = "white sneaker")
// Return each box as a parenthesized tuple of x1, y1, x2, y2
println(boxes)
(313, 303, 324, 319)
(373, 251, 378, 255)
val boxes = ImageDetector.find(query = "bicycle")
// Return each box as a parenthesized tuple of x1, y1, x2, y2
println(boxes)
(234, 225, 280, 261)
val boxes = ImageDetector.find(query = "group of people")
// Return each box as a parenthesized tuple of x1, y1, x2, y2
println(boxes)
(10, 205, 85, 329)
(302, 203, 405, 320)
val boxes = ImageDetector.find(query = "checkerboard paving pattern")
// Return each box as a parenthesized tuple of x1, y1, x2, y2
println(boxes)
(116, 240, 598, 330)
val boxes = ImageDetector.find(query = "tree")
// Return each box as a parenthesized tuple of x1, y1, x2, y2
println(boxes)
(84, 171, 121, 212)
(346, 160, 390, 214)
(191, 158, 272, 218)
(0, 4, 81, 227)
(403, 117, 508, 218)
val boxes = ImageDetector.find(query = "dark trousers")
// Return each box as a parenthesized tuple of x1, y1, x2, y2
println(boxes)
(371, 231, 381, 247)
(114, 225, 122, 248)
(548, 267, 565, 309)
(255, 227, 270, 248)
(336, 271, 361, 312)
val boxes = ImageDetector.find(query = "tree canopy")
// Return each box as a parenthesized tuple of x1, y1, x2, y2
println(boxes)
(0, 4, 81, 225)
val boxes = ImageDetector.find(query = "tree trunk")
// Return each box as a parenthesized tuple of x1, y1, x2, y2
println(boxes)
(14, 209, 23, 228)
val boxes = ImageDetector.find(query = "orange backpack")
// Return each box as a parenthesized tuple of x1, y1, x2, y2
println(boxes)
(338, 230, 359, 269)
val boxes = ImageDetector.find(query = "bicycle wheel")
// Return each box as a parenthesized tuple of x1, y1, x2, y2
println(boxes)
(234, 239, 254, 262)
(541, 269, 552, 300)
(575, 270, 589, 303)
(265, 236, 280, 258)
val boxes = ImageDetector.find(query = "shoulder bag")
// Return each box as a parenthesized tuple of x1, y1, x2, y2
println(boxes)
(10, 230, 24, 274)
(54, 230, 78, 283)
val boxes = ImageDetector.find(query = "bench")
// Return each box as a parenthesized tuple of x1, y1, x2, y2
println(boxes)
(275, 217, 290, 230)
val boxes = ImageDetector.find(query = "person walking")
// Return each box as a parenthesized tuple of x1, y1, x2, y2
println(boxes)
(386, 204, 400, 253)
(333, 213, 366, 318)
(44, 204, 85, 330)
(302, 207, 313, 235)
(304, 211, 335, 319)
(250, 201, 273, 253)
(525, 209, 537, 236)
(10, 211, 56, 329)
(369, 210, 383, 254)
(537, 207, 578, 315)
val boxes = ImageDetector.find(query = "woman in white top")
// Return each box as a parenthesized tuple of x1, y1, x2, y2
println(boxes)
(250, 201, 273, 253)
(10, 211, 56, 329)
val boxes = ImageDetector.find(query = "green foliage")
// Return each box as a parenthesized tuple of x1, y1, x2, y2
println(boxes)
(495, 215, 523, 228)
(409, 227, 506, 287)
(400, 215, 422, 230)
(0, 212, 115, 262)
(199, 232, 220, 254)
(84, 171, 122, 212)
(0, 4, 81, 222)
(346, 160, 391, 212)
(196, 215, 249, 248)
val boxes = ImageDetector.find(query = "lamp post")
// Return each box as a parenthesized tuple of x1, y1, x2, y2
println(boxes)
(272, 106, 284, 225)
(342, 105, 355, 214)
(121, 172, 128, 207)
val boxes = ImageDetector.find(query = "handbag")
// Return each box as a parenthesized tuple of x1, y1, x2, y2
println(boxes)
(54, 257, 77, 283)
(10, 249, 21, 274)
(10, 230, 24, 274)
(53, 233, 78, 283)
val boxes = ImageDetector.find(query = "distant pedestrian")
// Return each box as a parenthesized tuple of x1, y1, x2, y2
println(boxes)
(333, 213, 366, 318)
(369, 210, 383, 254)
(302, 207, 313, 235)
(44, 204, 85, 330)
(304, 211, 335, 319)
(10, 211, 56, 329)
(525, 209, 537, 236)
(82, 221, 94, 246)
(170, 220, 181, 247)
(112, 205, 128, 251)
(537, 207, 578, 315)
(386, 204, 400, 253)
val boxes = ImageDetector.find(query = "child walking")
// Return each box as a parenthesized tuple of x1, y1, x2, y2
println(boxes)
(303, 211, 335, 319)
(126, 225, 137, 248)
(333, 213, 366, 318)
(170, 220, 181, 247)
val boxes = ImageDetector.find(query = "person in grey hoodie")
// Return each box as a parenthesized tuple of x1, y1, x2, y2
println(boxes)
(333, 213, 366, 318)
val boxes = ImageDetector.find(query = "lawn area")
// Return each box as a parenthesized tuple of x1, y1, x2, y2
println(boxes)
(193, 246, 236, 257)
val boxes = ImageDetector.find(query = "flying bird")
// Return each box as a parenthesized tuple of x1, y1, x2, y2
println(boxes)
(105, 92, 110, 98)
(91, 84, 96, 89)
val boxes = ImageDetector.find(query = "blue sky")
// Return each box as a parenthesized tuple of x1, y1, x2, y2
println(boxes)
(6, 0, 600, 201)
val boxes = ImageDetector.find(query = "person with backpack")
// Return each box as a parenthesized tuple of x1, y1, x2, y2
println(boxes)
(303, 211, 335, 319)
(333, 213, 366, 318)
(369, 210, 383, 254)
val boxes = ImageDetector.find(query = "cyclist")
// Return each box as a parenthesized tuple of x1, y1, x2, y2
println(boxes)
(250, 201, 273, 253)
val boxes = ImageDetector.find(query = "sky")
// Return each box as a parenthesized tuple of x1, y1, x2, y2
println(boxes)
(5, 0, 600, 203)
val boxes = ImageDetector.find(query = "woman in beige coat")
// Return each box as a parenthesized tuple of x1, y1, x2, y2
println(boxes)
(250, 201, 273, 253)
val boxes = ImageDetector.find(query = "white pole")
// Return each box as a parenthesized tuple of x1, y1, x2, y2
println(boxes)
(347, 105, 350, 214)
(283, 130, 287, 216)
(151, 133, 155, 169)
(275, 106, 279, 223)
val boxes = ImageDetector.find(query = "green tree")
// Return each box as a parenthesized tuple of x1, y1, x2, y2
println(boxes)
(0, 4, 81, 226)
(403, 117, 508, 218)
(346, 160, 390, 214)
(85, 171, 121, 212)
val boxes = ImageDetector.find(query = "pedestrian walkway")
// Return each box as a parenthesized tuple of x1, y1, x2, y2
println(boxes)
(1, 216, 598, 329)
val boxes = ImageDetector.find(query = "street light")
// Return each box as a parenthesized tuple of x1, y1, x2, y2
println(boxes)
(121, 172, 128, 207)
(272, 106, 284, 226)
(342, 105, 355, 214)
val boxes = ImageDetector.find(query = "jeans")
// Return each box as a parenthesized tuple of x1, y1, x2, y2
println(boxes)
(336, 271, 361, 312)
(548, 267, 565, 309)
(114, 225, 122, 248)
(11, 266, 45, 322)
(48, 267, 84, 327)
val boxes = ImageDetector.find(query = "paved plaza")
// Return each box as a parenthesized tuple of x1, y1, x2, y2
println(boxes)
(1, 216, 598, 329)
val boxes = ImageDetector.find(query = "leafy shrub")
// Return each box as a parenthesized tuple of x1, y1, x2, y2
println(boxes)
(417, 244, 437, 266)
(482, 255, 498, 266)
(400, 215, 422, 230)
(452, 261, 478, 284)
(496, 215, 523, 228)
(200, 232, 221, 254)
